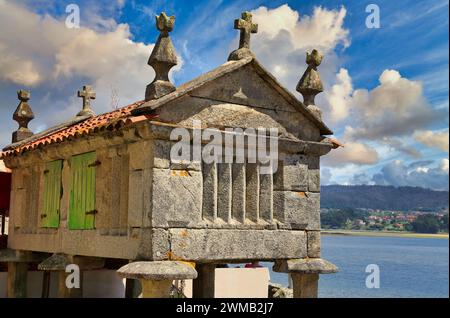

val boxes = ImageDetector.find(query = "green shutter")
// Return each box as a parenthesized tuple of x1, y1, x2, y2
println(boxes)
(69, 152, 97, 230)
(41, 160, 63, 228)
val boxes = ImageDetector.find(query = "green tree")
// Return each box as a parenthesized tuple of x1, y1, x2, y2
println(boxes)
(411, 215, 441, 234)
(440, 214, 449, 232)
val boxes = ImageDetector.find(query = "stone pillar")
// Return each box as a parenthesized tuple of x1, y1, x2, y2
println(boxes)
(7, 262, 28, 298)
(193, 263, 216, 298)
(273, 258, 338, 298)
(291, 273, 319, 298)
(117, 261, 198, 298)
(125, 278, 141, 298)
(38, 253, 104, 298)
(0, 249, 47, 298)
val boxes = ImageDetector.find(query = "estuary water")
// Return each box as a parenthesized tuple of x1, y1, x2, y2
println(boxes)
(268, 235, 449, 298)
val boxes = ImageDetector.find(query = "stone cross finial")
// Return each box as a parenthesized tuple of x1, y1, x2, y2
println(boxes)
(77, 85, 96, 117)
(145, 12, 178, 101)
(156, 12, 175, 33)
(12, 89, 35, 143)
(297, 49, 324, 118)
(228, 11, 258, 61)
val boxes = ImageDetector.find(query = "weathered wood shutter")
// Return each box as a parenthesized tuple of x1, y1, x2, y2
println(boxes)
(69, 152, 97, 230)
(41, 160, 63, 228)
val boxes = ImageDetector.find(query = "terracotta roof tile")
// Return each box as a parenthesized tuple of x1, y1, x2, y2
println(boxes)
(1, 101, 153, 158)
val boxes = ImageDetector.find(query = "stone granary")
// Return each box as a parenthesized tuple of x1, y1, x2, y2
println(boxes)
(0, 11, 339, 298)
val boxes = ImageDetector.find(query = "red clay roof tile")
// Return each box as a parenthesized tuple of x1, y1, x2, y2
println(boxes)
(1, 100, 151, 158)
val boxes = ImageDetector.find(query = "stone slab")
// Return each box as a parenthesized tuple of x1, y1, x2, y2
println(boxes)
(117, 261, 197, 281)
(151, 168, 203, 227)
(273, 258, 338, 274)
(273, 191, 320, 230)
(168, 229, 307, 261)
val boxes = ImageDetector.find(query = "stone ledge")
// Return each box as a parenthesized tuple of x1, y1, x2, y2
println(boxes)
(273, 258, 338, 274)
(38, 253, 105, 271)
(117, 261, 197, 281)
(0, 249, 49, 263)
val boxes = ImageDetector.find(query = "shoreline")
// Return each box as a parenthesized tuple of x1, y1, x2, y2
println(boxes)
(322, 229, 449, 239)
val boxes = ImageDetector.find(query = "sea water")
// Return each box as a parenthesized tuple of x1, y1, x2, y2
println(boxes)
(267, 235, 449, 298)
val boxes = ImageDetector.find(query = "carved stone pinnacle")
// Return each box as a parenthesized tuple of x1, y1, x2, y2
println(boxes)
(12, 89, 35, 143)
(145, 12, 178, 101)
(297, 49, 324, 108)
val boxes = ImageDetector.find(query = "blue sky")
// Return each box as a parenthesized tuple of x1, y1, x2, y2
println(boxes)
(0, 0, 448, 189)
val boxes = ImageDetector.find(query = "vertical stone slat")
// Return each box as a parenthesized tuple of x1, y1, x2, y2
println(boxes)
(232, 163, 246, 223)
(202, 162, 218, 222)
(25, 168, 39, 233)
(217, 163, 232, 223)
(119, 153, 130, 233)
(96, 155, 110, 230)
(110, 155, 121, 230)
(245, 163, 259, 223)
(259, 172, 273, 223)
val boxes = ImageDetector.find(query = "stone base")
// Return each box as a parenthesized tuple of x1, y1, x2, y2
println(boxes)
(12, 130, 33, 143)
(117, 261, 198, 298)
(146, 80, 176, 101)
(273, 258, 338, 299)
(228, 48, 255, 61)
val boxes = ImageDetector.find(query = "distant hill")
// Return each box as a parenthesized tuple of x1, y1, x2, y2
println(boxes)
(321, 185, 449, 211)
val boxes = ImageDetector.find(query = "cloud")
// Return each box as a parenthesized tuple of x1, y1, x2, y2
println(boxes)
(414, 129, 449, 153)
(0, 0, 187, 143)
(350, 172, 372, 185)
(250, 5, 349, 91)
(0, 1, 157, 103)
(381, 137, 422, 159)
(373, 159, 449, 191)
(349, 70, 438, 140)
(0, 43, 41, 86)
(321, 168, 333, 185)
(322, 139, 380, 167)
(252, 5, 349, 52)
(324, 68, 353, 122)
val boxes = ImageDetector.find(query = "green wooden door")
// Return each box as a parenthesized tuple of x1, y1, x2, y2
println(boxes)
(69, 152, 97, 230)
(41, 160, 63, 228)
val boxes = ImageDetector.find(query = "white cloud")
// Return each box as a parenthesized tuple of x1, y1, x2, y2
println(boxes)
(350, 69, 438, 140)
(0, 43, 41, 86)
(250, 5, 349, 92)
(323, 139, 380, 167)
(373, 159, 449, 191)
(252, 5, 349, 51)
(414, 129, 449, 153)
(324, 68, 353, 122)
(0, 0, 183, 129)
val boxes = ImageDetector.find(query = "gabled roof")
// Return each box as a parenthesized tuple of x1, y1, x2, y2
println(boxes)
(133, 56, 333, 135)
(1, 56, 332, 158)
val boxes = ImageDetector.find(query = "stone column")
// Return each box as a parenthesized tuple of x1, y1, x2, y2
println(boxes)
(0, 249, 48, 298)
(117, 261, 198, 298)
(291, 273, 319, 298)
(273, 258, 338, 298)
(7, 262, 28, 298)
(193, 263, 216, 298)
(38, 253, 105, 298)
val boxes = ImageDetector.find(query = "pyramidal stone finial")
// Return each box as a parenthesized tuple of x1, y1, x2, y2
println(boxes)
(77, 85, 96, 117)
(145, 12, 178, 101)
(297, 49, 324, 119)
(228, 11, 258, 61)
(12, 89, 35, 143)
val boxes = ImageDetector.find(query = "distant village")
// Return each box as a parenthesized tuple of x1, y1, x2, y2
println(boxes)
(321, 208, 449, 234)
